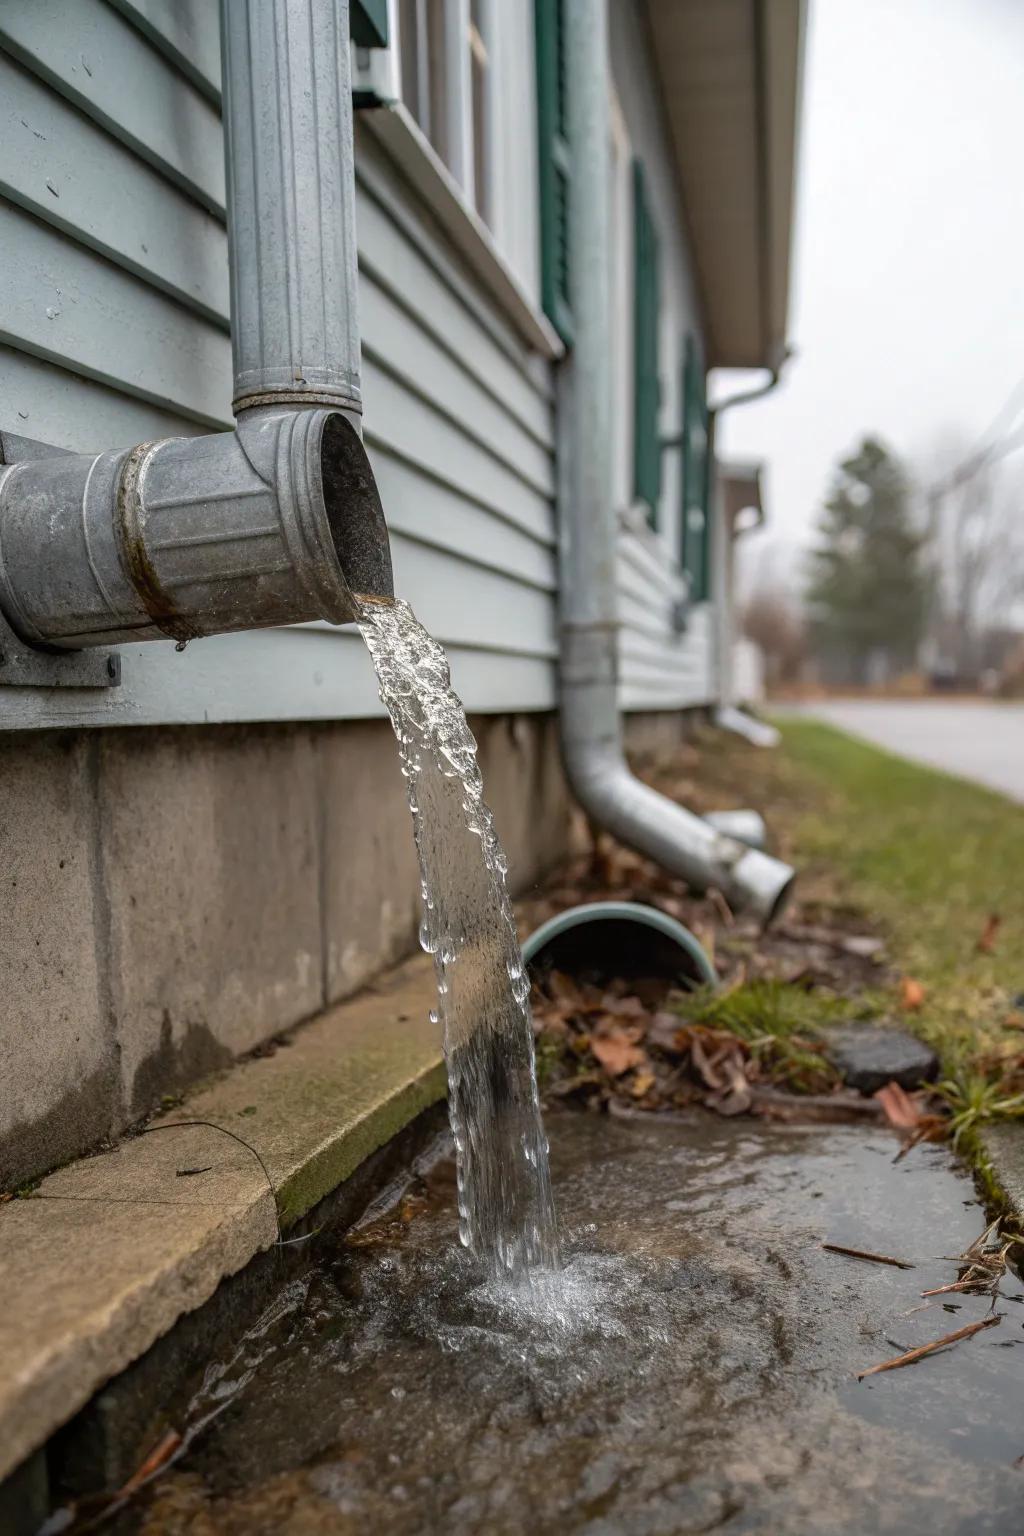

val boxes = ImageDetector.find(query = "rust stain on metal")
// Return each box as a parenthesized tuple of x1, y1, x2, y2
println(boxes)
(115, 441, 199, 645)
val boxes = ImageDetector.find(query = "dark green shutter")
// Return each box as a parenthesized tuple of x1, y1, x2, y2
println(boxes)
(632, 159, 660, 525)
(680, 335, 710, 600)
(535, 0, 573, 343)
(350, 0, 388, 48)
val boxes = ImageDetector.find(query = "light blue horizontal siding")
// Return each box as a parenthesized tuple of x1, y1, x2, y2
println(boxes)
(105, 0, 220, 102)
(0, 346, 205, 453)
(0, 1, 558, 730)
(0, 629, 555, 731)
(0, 49, 229, 323)
(0, 197, 232, 428)
(0, 0, 225, 214)
(617, 529, 714, 712)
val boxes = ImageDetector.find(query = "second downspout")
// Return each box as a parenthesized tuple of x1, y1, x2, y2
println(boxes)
(555, 0, 794, 926)
(711, 362, 787, 746)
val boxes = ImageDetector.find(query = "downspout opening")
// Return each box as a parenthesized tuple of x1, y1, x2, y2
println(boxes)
(318, 414, 394, 606)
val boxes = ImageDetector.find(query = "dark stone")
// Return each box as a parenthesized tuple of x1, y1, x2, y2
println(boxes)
(824, 1025, 939, 1096)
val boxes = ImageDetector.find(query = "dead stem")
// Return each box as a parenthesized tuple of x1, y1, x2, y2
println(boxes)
(822, 1241, 915, 1270)
(857, 1314, 1001, 1380)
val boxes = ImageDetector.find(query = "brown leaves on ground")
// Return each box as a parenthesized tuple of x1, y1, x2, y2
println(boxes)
(590, 1029, 647, 1078)
(899, 976, 926, 1011)
(976, 913, 1002, 954)
(533, 969, 860, 1123)
(874, 1080, 947, 1155)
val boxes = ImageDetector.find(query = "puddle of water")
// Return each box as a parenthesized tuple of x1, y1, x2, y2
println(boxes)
(126, 1114, 1024, 1535)
(358, 598, 557, 1279)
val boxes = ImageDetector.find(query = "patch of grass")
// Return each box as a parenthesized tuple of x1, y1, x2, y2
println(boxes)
(677, 978, 870, 1095)
(684, 977, 867, 1040)
(681, 716, 1024, 1152)
(933, 1075, 1024, 1151)
(774, 718, 1024, 1077)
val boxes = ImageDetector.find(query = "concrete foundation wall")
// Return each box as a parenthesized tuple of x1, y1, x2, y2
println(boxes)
(0, 715, 569, 1190)
(624, 708, 706, 759)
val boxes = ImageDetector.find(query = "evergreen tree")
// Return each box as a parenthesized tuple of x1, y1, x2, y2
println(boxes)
(805, 437, 930, 684)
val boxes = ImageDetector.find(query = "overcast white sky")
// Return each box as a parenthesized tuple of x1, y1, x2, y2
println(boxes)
(716, 0, 1024, 589)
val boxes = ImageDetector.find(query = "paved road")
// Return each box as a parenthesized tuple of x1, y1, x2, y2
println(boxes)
(785, 699, 1024, 803)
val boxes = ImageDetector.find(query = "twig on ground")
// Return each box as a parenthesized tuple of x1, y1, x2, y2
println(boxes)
(857, 1314, 1001, 1380)
(116, 1430, 183, 1497)
(141, 1120, 281, 1241)
(822, 1241, 915, 1270)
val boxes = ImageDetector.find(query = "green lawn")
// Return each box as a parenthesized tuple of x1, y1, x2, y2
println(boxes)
(773, 718, 1024, 1152)
(778, 720, 1021, 1049)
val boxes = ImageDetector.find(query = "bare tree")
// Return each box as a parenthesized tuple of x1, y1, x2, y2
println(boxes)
(918, 434, 1024, 677)
(944, 469, 1024, 672)
(742, 589, 806, 687)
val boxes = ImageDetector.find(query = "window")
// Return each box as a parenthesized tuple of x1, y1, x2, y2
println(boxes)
(351, 0, 389, 48)
(632, 158, 660, 524)
(469, 0, 492, 222)
(396, 0, 493, 225)
(681, 335, 710, 599)
(534, 0, 572, 342)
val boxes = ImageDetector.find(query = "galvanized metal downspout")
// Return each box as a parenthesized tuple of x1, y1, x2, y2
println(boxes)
(0, 0, 391, 659)
(221, 0, 363, 418)
(556, 0, 794, 925)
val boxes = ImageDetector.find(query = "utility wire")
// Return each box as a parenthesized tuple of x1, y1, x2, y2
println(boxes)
(929, 371, 1024, 503)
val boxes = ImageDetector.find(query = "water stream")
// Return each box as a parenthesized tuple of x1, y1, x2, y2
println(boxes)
(358, 598, 559, 1279)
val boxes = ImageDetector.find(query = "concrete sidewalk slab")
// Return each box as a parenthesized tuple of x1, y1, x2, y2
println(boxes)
(0, 955, 444, 1487)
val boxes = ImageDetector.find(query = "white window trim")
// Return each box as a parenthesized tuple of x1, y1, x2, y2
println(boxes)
(608, 85, 634, 518)
(361, 99, 562, 360)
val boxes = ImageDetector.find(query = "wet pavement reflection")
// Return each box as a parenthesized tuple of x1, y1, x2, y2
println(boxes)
(130, 1112, 1024, 1535)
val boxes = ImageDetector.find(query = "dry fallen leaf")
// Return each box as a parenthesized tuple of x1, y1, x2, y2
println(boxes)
(874, 1080, 924, 1130)
(900, 976, 925, 1011)
(689, 1035, 725, 1090)
(976, 914, 1001, 954)
(591, 1031, 647, 1077)
(706, 1053, 753, 1116)
(648, 1010, 685, 1053)
(630, 1071, 657, 1099)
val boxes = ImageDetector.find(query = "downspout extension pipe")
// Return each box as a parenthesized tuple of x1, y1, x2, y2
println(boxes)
(557, 0, 794, 927)
(0, 0, 391, 654)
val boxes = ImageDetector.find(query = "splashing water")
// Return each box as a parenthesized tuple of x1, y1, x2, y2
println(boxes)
(358, 598, 559, 1279)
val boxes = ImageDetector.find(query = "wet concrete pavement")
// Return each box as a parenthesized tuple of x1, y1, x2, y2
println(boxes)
(788, 699, 1024, 802)
(122, 1112, 1024, 1536)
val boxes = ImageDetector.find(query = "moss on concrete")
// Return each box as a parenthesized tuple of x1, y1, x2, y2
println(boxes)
(0, 956, 444, 1484)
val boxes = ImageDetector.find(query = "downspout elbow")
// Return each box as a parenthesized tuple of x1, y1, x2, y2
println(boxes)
(560, 652, 794, 927)
(0, 411, 391, 650)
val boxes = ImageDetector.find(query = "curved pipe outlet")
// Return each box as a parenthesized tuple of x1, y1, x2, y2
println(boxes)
(556, 0, 794, 927)
(0, 410, 392, 649)
(561, 632, 794, 927)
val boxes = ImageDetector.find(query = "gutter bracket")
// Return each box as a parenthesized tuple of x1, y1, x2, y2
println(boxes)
(0, 605, 120, 689)
(0, 431, 121, 689)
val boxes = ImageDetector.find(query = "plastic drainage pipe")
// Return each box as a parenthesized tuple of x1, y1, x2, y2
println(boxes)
(556, 0, 795, 928)
(522, 901, 717, 989)
(0, 0, 392, 654)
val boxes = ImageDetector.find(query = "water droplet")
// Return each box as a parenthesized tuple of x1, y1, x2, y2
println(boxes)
(419, 919, 438, 954)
